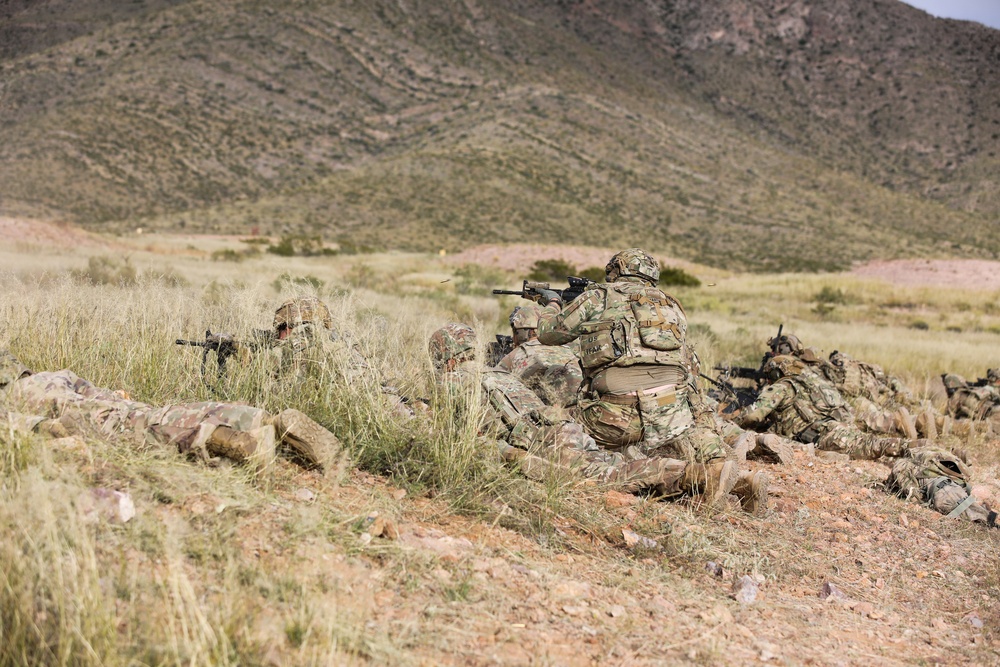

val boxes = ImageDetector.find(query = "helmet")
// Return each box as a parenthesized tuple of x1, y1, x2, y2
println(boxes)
(0, 350, 31, 388)
(941, 373, 967, 393)
(988, 368, 999, 385)
(761, 355, 806, 382)
(605, 248, 660, 284)
(273, 297, 333, 332)
(429, 323, 477, 371)
(509, 305, 541, 331)
(768, 334, 803, 356)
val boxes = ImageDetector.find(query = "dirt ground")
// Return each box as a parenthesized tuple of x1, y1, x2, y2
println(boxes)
(851, 259, 1000, 291)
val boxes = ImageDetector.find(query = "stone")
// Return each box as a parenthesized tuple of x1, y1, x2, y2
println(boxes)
(294, 488, 315, 502)
(622, 529, 658, 550)
(705, 561, 724, 578)
(819, 582, 847, 602)
(608, 605, 627, 618)
(81, 488, 135, 524)
(731, 575, 758, 604)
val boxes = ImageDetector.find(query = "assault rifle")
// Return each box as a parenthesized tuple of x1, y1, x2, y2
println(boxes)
(702, 372, 760, 413)
(175, 329, 276, 388)
(487, 334, 514, 367)
(492, 276, 595, 305)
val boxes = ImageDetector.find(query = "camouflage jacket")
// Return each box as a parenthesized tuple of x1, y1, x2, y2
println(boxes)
(497, 340, 583, 407)
(538, 277, 688, 379)
(947, 385, 1000, 420)
(822, 351, 909, 404)
(736, 368, 851, 439)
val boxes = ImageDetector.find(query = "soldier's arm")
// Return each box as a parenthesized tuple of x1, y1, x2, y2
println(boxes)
(734, 383, 792, 430)
(537, 290, 601, 346)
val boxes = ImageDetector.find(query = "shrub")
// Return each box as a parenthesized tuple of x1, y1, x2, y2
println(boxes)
(814, 286, 849, 305)
(267, 235, 337, 257)
(211, 249, 244, 262)
(72, 256, 137, 286)
(578, 266, 606, 282)
(659, 266, 701, 287)
(527, 259, 577, 283)
(909, 320, 930, 330)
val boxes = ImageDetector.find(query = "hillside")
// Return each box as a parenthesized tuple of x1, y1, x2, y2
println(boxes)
(0, 0, 998, 270)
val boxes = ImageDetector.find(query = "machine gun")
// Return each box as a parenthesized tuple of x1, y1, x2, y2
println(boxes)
(175, 329, 276, 389)
(492, 276, 595, 305)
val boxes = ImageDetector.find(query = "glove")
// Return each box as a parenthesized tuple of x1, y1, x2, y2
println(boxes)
(534, 289, 563, 306)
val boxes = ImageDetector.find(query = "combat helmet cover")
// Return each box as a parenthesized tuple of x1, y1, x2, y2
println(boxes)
(509, 304, 541, 331)
(273, 297, 334, 331)
(0, 350, 31, 388)
(605, 248, 660, 285)
(941, 373, 966, 393)
(988, 368, 1000, 385)
(769, 334, 803, 357)
(429, 323, 477, 370)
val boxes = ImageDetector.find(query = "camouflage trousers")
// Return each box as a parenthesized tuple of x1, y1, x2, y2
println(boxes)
(577, 387, 726, 462)
(512, 421, 690, 496)
(816, 423, 909, 460)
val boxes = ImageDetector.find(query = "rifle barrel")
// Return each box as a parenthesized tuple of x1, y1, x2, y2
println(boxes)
(175, 339, 207, 347)
(492, 289, 522, 296)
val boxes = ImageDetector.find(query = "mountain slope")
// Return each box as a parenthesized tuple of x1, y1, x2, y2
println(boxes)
(0, 0, 997, 270)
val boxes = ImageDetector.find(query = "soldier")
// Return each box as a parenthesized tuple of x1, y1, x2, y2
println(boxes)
(885, 446, 998, 529)
(733, 355, 913, 460)
(272, 296, 367, 377)
(428, 324, 768, 513)
(535, 248, 729, 465)
(943, 370, 1000, 422)
(0, 350, 340, 473)
(497, 304, 583, 409)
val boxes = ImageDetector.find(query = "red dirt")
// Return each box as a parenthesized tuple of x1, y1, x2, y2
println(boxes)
(852, 259, 1000, 291)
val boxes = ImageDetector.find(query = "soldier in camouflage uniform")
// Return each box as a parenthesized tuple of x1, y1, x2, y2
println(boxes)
(733, 355, 914, 460)
(943, 370, 1000, 422)
(428, 324, 768, 512)
(535, 248, 728, 464)
(497, 304, 583, 410)
(885, 445, 998, 529)
(0, 350, 339, 473)
(272, 296, 367, 377)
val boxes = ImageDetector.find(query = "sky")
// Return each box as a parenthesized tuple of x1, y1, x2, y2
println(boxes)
(900, 0, 1000, 29)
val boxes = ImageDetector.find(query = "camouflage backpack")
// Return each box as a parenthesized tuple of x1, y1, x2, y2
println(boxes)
(0, 351, 31, 388)
(885, 447, 970, 500)
(785, 367, 851, 425)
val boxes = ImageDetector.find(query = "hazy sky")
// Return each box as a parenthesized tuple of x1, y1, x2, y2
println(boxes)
(900, 0, 1000, 29)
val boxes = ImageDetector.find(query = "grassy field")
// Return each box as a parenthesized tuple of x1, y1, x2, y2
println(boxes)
(2, 238, 999, 664)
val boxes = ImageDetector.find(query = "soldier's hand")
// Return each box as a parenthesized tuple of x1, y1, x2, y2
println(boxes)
(535, 289, 563, 307)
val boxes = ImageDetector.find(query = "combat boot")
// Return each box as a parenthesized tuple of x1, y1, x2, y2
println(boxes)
(893, 407, 918, 440)
(206, 425, 275, 473)
(732, 471, 770, 516)
(267, 409, 341, 473)
(752, 434, 794, 465)
(681, 460, 737, 507)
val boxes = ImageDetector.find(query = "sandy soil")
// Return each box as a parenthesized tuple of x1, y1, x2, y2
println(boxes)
(0, 216, 108, 248)
(852, 259, 1000, 291)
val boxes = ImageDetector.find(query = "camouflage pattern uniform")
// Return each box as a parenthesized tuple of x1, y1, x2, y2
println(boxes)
(885, 446, 998, 528)
(537, 249, 726, 463)
(272, 296, 367, 378)
(823, 350, 912, 406)
(0, 352, 338, 471)
(429, 324, 738, 500)
(498, 304, 583, 409)
(943, 371, 1000, 421)
(734, 356, 910, 460)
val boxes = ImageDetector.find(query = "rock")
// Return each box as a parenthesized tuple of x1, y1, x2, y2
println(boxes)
(608, 605, 627, 618)
(756, 640, 780, 662)
(551, 580, 592, 600)
(731, 575, 758, 604)
(294, 488, 315, 502)
(391, 488, 408, 501)
(399, 527, 473, 561)
(380, 519, 400, 540)
(622, 529, 658, 550)
(562, 604, 589, 616)
(965, 613, 984, 629)
(819, 582, 847, 602)
(81, 488, 135, 524)
(851, 601, 875, 617)
(705, 561, 724, 578)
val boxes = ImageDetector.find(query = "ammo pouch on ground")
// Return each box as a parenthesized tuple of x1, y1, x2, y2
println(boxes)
(628, 291, 684, 352)
(579, 321, 621, 370)
(797, 426, 821, 444)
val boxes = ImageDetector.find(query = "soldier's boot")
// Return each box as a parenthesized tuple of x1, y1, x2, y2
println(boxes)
(730, 432, 755, 463)
(752, 434, 794, 465)
(206, 425, 275, 472)
(732, 471, 770, 516)
(267, 409, 341, 472)
(893, 407, 919, 440)
(938, 414, 951, 436)
(681, 460, 737, 508)
(915, 410, 938, 439)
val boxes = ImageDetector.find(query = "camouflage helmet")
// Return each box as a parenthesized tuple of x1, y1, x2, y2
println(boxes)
(941, 373, 967, 393)
(0, 350, 31, 388)
(273, 297, 333, 332)
(768, 334, 803, 356)
(509, 304, 541, 331)
(605, 248, 660, 285)
(761, 354, 806, 382)
(988, 368, 999, 385)
(429, 323, 477, 370)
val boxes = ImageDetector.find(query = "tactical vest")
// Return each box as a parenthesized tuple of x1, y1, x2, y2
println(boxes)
(772, 370, 851, 438)
(576, 282, 687, 375)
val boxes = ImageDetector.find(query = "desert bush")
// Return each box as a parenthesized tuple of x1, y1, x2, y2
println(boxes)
(267, 235, 337, 257)
(527, 259, 577, 283)
(659, 266, 701, 287)
(72, 255, 138, 286)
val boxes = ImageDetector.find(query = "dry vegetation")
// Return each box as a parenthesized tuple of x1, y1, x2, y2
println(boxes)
(2, 237, 1000, 665)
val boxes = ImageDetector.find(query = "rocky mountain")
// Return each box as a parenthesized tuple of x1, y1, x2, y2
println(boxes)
(0, 0, 997, 270)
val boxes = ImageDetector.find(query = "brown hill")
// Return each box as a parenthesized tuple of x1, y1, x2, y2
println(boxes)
(0, 0, 997, 270)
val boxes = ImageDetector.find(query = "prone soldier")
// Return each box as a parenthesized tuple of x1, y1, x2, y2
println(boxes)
(497, 304, 583, 410)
